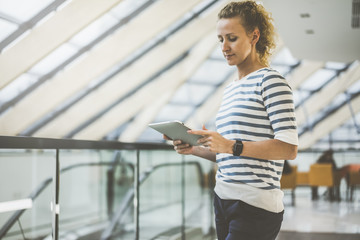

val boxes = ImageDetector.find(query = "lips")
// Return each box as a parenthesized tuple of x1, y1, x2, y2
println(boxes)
(224, 54, 234, 59)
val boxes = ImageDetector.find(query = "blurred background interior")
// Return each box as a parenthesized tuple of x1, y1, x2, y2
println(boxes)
(0, 0, 359, 239)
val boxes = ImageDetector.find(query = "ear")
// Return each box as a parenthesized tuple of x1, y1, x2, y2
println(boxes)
(251, 28, 260, 45)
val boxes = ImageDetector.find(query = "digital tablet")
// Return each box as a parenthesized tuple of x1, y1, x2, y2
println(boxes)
(148, 120, 203, 146)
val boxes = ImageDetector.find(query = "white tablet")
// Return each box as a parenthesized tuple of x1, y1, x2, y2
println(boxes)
(148, 120, 203, 146)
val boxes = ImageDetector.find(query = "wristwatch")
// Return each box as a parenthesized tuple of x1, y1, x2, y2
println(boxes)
(232, 140, 243, 156)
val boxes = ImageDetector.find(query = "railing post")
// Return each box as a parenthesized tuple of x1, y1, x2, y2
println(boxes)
(134, 150, 140, 240)
(52, 149, 60, 240)
(181, 155, 185, 240)
(346, 91, 360, 133)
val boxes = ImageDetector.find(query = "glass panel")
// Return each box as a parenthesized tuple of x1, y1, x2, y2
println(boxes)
(0, 149, 55, 239)
(110, 0, 148, 19)
(57, 149, 137, 239)
(300, 68, 337, 91)
(68, 13, 118, 47)
(137, 127, 166, 143)
(110, 150, 136, 239)
(293, 89, 310, 108)
(348, 79, 360, 94)
(139, 150, 182, 238)
(0, 73, 38, 105)
(0, 0, 54, 22)
(0, 19, 17, 42)
(58, 150, 107, 238)
(314, 111, 360, 151)
(171, 83, 214, 106)
(189, 60, 232, 85)
(271, 64, 291, 76)
(271, 47, 298, 66)
(136, 149, 214, 239)
(184, 155, 216, 238)
(154, 104, 194, 123)
(325, 61, 347, 70)
(29, 43, 78, 75)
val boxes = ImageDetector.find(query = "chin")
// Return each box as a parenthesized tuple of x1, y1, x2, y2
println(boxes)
(227, 61, 236, 66)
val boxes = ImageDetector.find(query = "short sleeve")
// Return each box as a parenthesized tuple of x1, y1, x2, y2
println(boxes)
(261, 72, 298, 146)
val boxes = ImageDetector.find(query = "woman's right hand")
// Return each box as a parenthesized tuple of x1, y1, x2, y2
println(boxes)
(163, 135, 194, 155)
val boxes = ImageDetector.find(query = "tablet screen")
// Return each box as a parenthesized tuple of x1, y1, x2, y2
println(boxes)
(149, 120, 203, 146)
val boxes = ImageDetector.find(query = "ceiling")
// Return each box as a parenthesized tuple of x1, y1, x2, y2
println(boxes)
(266, 0, 360, 62)
(0, 0, 359, 151)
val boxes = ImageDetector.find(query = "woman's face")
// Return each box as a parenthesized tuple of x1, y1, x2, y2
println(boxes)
(216, 17, 254, 67)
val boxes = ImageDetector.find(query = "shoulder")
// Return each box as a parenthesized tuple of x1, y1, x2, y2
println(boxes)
(259, 68, 285, 83)
(258, 68, 291, 90)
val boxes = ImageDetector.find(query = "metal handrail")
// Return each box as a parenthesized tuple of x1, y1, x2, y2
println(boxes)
(0, 136, 203, 239)
(0, 135, 173, 150)
(0, 135, 204, 240)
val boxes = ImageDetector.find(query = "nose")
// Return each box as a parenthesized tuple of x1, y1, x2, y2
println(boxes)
(221, 40, 230, 52)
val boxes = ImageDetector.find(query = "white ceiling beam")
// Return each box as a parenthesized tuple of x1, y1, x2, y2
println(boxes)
(73, 32, 218, 140)
(0, 0, 123, 89)
(0, 0, 204, 136)
(120, 16, 283, 142)
(299, 94, 360, 150)
(287, 60, 325, 90)
(118, 91, 174, 142)
(185, 72, 236, 129)
(33, 5, 220, 138)
(296, 62, 360, 126)
(120, 36, 284, 141)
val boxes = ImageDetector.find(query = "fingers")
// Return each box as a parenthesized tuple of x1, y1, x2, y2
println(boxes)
(197, 136, 210, 146)
(173, 139, 184, 146)
(174, 143, 190, 151)
(188, 129, 209, 135)
(173, 140, 189, 149)
(187, 124, 210, 136)
(173, 140, 193, 155)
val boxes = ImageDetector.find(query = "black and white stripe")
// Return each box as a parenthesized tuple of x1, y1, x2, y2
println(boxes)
(215, 68, 298, 190)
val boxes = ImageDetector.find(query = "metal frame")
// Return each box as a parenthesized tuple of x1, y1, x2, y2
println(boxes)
(0, 135, 174, 239)
(0, 0, 156, 117)
(0, 0, 67, 53)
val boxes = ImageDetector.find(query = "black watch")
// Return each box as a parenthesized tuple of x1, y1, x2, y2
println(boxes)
(232, 140, 243, 156)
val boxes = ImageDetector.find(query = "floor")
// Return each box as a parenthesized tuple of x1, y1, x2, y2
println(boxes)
(280, 186, 360, 234)
(54, 186, 360, 239)
(138, 186, 360, 239)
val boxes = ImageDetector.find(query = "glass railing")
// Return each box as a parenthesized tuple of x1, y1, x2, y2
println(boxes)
(0, 136, 215, 240)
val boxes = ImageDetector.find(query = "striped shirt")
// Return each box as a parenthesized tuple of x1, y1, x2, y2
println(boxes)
(214, 67, 298, 213)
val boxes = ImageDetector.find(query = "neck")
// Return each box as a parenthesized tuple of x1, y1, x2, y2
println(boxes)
(236, 49, 267, 79)
(237, 61, 267, 79)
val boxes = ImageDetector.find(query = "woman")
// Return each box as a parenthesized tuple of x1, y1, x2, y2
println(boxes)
(165, 1, 298, 239)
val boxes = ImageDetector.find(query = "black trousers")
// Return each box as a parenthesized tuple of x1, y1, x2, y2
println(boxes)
(214, 193, 283, 240)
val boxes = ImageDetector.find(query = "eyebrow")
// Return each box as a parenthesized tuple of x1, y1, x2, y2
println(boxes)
(217, 33, 236, 37)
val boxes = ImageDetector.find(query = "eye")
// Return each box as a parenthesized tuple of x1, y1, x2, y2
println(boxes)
(228, 36, 237, 42)
(218, 36, 224, 43)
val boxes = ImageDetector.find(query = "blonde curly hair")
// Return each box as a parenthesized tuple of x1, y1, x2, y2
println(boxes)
(218, 1, 277, 66)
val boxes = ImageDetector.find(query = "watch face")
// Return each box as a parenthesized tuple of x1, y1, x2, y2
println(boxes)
(233, 141, 243, 156)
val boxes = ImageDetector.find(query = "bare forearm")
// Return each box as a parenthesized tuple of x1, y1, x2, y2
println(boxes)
(187, 129, 297, 161)
(193, 139, 297, 161)
(241, 139, 298, 160)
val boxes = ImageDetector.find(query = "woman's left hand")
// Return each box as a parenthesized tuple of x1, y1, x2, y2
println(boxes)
(188, 125, 234, 154)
